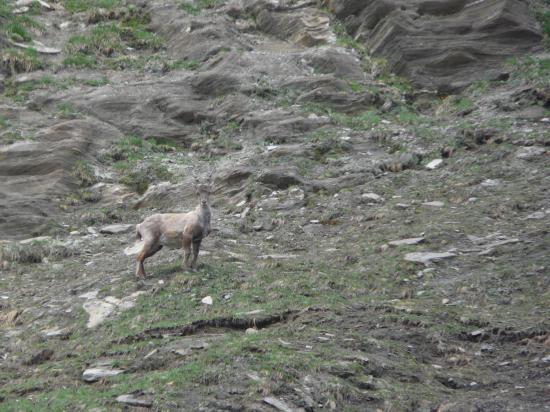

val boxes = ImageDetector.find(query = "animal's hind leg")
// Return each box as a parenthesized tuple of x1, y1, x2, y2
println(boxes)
(191, 239, 202, 268)
(135, 241, 162, 278)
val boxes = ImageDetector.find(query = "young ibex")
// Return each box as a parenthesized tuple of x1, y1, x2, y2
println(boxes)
(133, 178, 212, 278)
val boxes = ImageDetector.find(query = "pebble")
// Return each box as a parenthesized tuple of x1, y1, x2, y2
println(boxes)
(201, 296, 213, 305)
(245, 328, 258, 335)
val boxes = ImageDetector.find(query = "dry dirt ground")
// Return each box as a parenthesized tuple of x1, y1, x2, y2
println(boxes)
(0, 1, 549, 411)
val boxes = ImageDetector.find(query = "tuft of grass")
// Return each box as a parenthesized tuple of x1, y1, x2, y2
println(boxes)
(0, 47, 43, 74)
(5, 15, 45, 42)
(0, 239, 75, 264)
(73, 159, 97, 187)
(65, 21, 162, 66)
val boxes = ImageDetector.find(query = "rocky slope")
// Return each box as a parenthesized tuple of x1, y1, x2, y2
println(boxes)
(0, 0, 549, 410)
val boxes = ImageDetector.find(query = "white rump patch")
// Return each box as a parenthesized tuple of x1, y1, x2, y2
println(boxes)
(124, 241, 144, 256)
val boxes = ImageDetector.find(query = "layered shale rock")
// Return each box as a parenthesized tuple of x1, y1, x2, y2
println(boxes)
(325, 0, 543, 92)
(0, 120, 121, 239)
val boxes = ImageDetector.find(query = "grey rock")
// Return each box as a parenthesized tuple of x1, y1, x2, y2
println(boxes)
(83, 367, 125, 382)
(404, 252, 456, 265)
(99, 224, 134, 235)
(0, 120, 122, 240)
(263, 397, 295, 412)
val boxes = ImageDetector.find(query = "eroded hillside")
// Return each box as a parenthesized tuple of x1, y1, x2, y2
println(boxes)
(1, 0, 549, 410)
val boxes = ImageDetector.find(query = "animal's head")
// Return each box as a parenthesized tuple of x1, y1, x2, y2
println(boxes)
(194, 172, 213, 207)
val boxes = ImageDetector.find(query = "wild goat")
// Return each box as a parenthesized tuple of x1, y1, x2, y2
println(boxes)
(131, 181, 212, 278)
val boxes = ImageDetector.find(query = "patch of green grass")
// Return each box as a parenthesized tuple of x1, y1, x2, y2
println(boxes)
(63, 52, 98, 68)
(331, 111, 381, 130)
(57, 102, 81, 119)
(61, 0, 123, 13)
(347, 80, 366, 93)
(536, 10, 550, 39)
(179, 0, 224, 14)
(66, 24, 125, 56)
(395, 106, 420, 125)
(454, 97, 474, 112)
(83, 76, 110, 87)
(332, 21, 366, 55)
(5, 15, 44, 42)
(507, 55, 550, 86)
(0, 115, 9, 129)
(168, 58, 200, 71)
(65, 22, 162, 64)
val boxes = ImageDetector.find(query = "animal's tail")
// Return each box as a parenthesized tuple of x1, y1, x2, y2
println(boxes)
(135, 224, 142, 241)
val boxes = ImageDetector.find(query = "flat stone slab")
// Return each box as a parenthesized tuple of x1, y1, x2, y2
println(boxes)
(404, 252, 456, 265)
(116, 394, 153, 408)
(83, 367, 125, 382)
(99, 224, 134, 235)
(389, 237, 425, 247)
(82, 292, 145, 328)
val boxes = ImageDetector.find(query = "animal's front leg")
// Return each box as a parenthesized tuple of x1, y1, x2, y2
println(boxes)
(181, 234, 193, 269)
